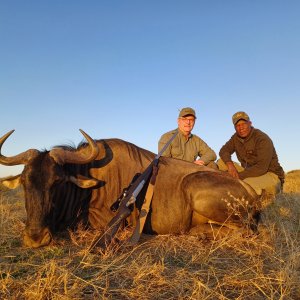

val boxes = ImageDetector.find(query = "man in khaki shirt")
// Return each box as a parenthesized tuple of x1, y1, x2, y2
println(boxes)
(158, 107, 217, 169)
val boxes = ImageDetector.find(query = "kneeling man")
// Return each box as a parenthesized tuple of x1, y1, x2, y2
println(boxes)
(218, 111, 285, 197)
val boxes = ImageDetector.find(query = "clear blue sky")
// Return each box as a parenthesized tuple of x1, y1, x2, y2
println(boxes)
(1, 0, 299, 177)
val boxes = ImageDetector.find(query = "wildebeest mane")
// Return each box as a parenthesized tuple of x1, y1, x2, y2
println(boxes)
(50, 142, 79, 152)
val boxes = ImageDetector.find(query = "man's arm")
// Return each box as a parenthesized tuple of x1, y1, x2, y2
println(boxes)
(219, 136, 235, 163)
(197, 138, 217, 165)
(219, 136, 239, 178)
(238, 137, 273, 179)
(225, 161, 240, 178)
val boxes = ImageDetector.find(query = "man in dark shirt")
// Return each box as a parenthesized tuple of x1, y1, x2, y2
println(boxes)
(158, 107, 217, 169)
(218, 111, 285, 196)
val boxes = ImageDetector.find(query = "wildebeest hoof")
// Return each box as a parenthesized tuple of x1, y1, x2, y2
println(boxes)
(197, 233, 207, 240)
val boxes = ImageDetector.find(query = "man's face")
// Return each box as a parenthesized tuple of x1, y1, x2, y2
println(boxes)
(235, 119, 252, 138)
(177, 115, 195, 135)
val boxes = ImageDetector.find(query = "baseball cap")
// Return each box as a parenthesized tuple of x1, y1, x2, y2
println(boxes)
(178, 107, 196, 118)
(232, 111, 250, 125)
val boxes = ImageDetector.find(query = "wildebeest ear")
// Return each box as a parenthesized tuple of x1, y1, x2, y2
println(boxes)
(68, 175, 99, 188)
(0, 175, 21, 189)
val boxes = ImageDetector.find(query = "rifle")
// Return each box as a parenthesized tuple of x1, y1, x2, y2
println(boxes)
(89, 130, 178, 250)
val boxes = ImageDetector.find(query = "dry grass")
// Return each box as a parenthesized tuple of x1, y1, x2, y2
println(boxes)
(1, 171, 300, 299)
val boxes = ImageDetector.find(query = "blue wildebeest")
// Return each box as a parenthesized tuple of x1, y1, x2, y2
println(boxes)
(0, 130, 260, 248)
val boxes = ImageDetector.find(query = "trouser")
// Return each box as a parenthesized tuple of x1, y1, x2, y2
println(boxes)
(217, 159, 281, 196)
(206, 161, 219, 170)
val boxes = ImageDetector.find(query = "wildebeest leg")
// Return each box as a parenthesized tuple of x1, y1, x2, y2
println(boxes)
(182, 171, 262, 238)
(191, 209, 260, 238)
(191, 211, 233, 239)
(189, 223, 234, 240)
(191, 211, 210, 226)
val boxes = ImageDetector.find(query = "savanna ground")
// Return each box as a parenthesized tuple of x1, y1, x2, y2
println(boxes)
(1, 171, 300, 299)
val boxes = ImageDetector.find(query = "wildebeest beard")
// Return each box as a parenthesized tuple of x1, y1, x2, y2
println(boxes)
(47, 181, 92, 232)
(49, 155, 110, 233)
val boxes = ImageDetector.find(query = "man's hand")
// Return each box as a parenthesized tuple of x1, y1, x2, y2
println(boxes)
(226, 162, 240, 179)
(194, 159, 205, 166)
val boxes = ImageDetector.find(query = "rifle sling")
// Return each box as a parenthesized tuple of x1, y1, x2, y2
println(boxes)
(128, 165, 158, 244)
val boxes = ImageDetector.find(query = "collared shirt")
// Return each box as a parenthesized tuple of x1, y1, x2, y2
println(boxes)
(158, 129, 217, 165)
(219, 127, 285, 181)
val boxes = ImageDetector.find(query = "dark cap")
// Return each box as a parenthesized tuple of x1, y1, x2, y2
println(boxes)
(178, 107, 196, 118)
(232, 111, 250, 125)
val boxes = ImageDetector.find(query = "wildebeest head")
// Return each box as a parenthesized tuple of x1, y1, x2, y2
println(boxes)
(0, 130, 99, 248)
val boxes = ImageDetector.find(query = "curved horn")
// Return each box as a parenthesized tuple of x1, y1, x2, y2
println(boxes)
(0, 130, 40, 166)
(49, 129, 99, 165)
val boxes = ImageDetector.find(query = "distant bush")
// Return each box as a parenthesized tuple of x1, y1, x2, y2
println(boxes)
(283, 169, 300, 193)
(0, 181, 8, 192)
